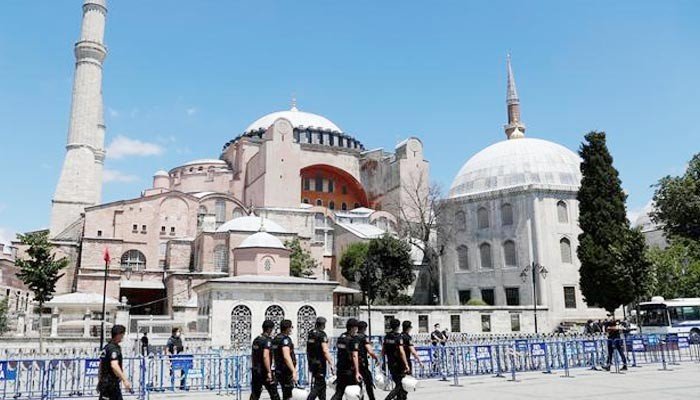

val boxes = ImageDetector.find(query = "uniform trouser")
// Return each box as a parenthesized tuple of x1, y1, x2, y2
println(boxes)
(360, 365, 375, 400)
(250, 370, 280, 400)
(330, 372, 357, 400)
(307, 364, 326, 400)
(98, 382, 123, 400)
(276, 371, 294, 400)
(385, 369, 406, 400)
(607, 339, 627, 366)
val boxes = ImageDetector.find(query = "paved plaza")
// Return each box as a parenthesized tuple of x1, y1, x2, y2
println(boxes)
(149, 363, 700, 400)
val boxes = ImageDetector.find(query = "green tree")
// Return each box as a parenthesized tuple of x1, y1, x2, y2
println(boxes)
(339, 242, 368, 283)
(577, 131, 634, 313)
(16, 231, 68, 352)
(0, 297, 9, 335)
(651, 153, 700, 241)
(285, 238, 318, 277)
(647, 239, 700, 299)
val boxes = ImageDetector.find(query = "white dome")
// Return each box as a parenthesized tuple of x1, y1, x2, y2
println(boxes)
(245, 107, 342, 133)
(154, 170, 169, 177)
(449, 137, 581, 198)
(237, 231, 286, 250)
(216, 216, 288, 233)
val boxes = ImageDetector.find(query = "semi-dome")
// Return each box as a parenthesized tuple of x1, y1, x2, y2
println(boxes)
(237, 231, 287, 250)
(215, 215, 288, 233)
(449, 137, 581, 198)
(244, 106, 343, 133)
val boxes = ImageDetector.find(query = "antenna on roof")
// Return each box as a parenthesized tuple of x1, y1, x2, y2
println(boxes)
(291, 93, 298, 111)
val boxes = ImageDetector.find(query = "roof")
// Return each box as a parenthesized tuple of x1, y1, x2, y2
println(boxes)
(336, 222, 385, 239)
(237, 231, 286, 250)
(46, 292, 120, 307)
(245, 106, 343, 133)
(333, 286, 361, 294)
(181, 159, 227, 167)
(216, 216, 288, 234)
(449, 137, 581, 198)
(154, 170, 169, 177)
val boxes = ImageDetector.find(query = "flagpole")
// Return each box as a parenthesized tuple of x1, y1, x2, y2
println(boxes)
(99, 248, 110, 351)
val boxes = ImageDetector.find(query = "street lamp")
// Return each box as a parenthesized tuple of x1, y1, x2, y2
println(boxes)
(520, 261, 548, 334)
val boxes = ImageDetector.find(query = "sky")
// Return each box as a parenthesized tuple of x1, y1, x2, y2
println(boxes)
(1, 0, 699, 247)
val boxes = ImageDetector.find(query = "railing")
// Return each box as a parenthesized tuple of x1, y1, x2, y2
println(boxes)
(0, 333, 698, 400)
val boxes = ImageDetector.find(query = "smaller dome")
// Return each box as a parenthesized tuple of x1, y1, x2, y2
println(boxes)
(245, 107, 343, 133)
(154, 170, 169, 177)
(237, 231, 286, 250)
(181, 159, 227, 167)
(216, 216, 288, 233)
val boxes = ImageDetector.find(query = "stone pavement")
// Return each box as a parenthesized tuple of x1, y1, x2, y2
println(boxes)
(150, 363, 700, 400)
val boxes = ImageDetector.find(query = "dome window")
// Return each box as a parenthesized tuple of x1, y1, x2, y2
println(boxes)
(557, 201, 569, 224)
(477, 207, 490, 229)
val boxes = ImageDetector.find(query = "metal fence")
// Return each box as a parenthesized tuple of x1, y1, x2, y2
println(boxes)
(1, 333, 698, 400)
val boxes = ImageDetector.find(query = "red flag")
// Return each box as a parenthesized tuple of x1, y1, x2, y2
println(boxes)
(103, 247, 111, 263)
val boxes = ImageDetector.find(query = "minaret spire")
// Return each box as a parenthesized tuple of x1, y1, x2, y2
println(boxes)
(504, 53, 525, 139)
(50, 0, 108, 237)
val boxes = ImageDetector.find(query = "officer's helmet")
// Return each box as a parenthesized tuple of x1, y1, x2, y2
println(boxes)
(344, 385, 363, 400)
(291, 387, 309, 400)
(402, 375, 419, 392)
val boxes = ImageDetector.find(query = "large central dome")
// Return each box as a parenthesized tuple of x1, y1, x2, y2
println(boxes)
(449, 137, 582, 198)
(244, 106, 343, 133)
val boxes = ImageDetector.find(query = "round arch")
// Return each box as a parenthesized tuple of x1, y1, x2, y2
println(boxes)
(300, 164, 369, 208)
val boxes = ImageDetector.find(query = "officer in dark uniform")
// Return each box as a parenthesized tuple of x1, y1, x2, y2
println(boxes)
(382, 319, 408, 400)
(603, 318, 628, 371)
(166, 327, 187, 390)
(401, 320, 422, 376)
(330, 318, 361, 400)
(251, 320, 280, 400)
(306, 317, 334, 400)
(357, 321, 379, 400)
(272, 319, 297, 400)
(97, 324, 131, 400)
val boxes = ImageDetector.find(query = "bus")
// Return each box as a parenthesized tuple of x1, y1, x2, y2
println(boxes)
(638, 297, 700, 343)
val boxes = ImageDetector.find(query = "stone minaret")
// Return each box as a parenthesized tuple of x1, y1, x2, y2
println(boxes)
(50, 0, 108, 237)
(504, 54, 525, 139)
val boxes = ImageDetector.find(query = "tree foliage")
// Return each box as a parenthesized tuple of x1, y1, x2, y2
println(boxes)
(651, 153, 700, 241)
(647, 238, 700, 299)
(339, 242, 368, 283)
(0, 297, 9, 335)
(285, 238, 318, 277)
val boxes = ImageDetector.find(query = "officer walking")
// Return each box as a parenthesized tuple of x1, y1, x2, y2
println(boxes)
(330, 318, 362, 400)
(357, 321, 379, 400)
(306, 317, 334, 400)
(97, 324, 132, 400)
(273, 319, 297, 400)
(401, 321, 423, 376)
(251, 320, 281, 400)
(603, 318, 628, 371)
(382, 319, 409, 400)
(165, 327, 187, 390)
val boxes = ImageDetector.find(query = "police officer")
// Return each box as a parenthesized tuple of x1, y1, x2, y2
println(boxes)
(430, 324, 445, 347)
(307, 317, 334, 400)
(401, 320, 423, 376)
(602, 318, 628, 371)
(273, 319, 297, 400)
(165, 327, 187, 389)
(357, 321, 379, 400)
(330, 318, 361, 400)
(251, 320, 280, 400)
(382, 319, 408, 400)
(97, 324, 131, 400)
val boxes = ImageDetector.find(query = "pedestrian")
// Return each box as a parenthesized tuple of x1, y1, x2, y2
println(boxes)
(430, 324, 446, 347)
(584, 320, 596, 335)
(250, 320, 280, 400)
(330, 318, 361, 400)
(272, 319, 297, 400)
(140, 331, 149, 356)
(602, 318, 627, 371)
(165, 327, 187, 389)
(357, 321, 379, 400)
(382, 318, 409, 400)
(400, 321, 423, 376)
(307, 317, 334, 400)
(97, 324, 131, 400)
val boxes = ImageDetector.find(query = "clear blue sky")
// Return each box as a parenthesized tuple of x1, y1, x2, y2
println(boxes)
(1, 0, 698, 245)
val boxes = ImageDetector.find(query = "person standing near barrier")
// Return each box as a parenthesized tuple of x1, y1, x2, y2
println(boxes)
(603, 318, 628, 371)
(401, 321, 423, 376)
(140, 332, 149, 356)
(273, 319, 297, 400)
(430, 324, 446, 347)
(306, 317, 334, 400)
(251, 320, 281, 400)
(97, 324, 132, 400)
(382, 319, 409, 400)
(330, 318, 362, 400)
(357, 321, 379, 400)
(165, 327, 187, 389)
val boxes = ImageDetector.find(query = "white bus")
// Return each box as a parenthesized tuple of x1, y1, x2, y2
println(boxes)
(638, 296, 700, 343)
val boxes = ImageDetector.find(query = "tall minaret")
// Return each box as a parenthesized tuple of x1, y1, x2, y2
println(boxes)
(50, 0, 108, 237)
(504, 53, 525, 139)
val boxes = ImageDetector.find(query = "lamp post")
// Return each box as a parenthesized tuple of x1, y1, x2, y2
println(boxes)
(100, 248, 111, 350)
(520, 261, 548, 334)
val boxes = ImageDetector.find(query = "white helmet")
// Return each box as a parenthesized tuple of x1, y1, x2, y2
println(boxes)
(326, 375, 337, 391)
(402, 375, 419, 392)
(373, 370, 385, 387)
(344, 385, 363, 400)
(291, 387, 309, 400)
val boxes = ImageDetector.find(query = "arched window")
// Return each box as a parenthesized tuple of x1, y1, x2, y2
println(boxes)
(206, 167, 214, 181)
(297, 305, 317, 347)
(232, 207, 245, 219)
(329, 201, 335, 210)
(316, 199, 323, 207)
(264, 305, 286, 335)
(455, 211, 466, 231)
(560, 238, 572, 263)
(457, 245, 469, 270)
(121, 250, 146, 271)
(197, 205, 207, 228)
(501, 203, 513, 226)
(215, 199, 226, 227)
(557, 201, 569, 224)
(503, 240, 517, 266)
(214, 245, 228, 273)
(479, 243, 492, 269)
(341, 202, 347, 211)
(230, 305, 252, 350)
(477, 207, 489, 229)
